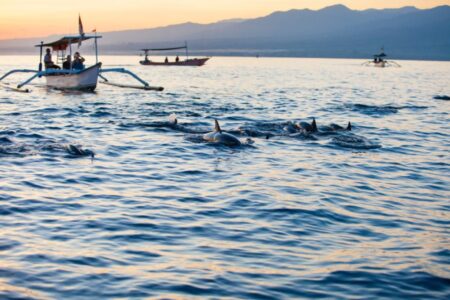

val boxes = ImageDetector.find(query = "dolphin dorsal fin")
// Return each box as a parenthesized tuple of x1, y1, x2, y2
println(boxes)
(214, 119, 222, 133)
(347, 122, 352, 131)
(311, 118, 318, 132)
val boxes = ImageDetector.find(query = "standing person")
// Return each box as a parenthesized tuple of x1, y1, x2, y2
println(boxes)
(62, 55, 72, 70)
(164, 57, 168, 63)
(44, 48, 60, 69)
(72, 52, 85, 70)
(175, 56, 180, 62)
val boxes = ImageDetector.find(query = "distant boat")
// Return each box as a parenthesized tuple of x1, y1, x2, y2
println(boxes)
(139, 42, 209, 67)
(362, 48, 401, 68)
(373, 50, 387, 68)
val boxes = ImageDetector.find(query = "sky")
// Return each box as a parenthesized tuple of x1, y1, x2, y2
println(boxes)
(0, 0, 448, 40)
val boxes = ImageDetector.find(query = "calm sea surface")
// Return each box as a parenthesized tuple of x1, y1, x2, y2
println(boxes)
(0, 56, 449, 299)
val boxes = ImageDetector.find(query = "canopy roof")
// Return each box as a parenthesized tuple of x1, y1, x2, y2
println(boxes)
(36, 35, 102, 51)
(141, 46, 186, 52)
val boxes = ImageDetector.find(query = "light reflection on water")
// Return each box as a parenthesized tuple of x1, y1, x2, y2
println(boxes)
(0, 56, 449, 299)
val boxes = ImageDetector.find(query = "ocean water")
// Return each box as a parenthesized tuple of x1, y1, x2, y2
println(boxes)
(0, 55, 449, 299)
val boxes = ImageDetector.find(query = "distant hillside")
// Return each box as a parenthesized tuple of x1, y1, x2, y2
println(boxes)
(1, 4, 449, 60)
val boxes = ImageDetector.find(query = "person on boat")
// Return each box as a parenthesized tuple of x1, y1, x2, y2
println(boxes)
(44, 48, 60, 69)
(72, 52, 85, 70)
(164, 57, 168, 63)
(175, 56, 180, 62)
(62, 55, 72, 70)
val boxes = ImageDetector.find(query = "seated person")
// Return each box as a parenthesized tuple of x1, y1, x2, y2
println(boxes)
(62, 55, 72, 70)
(44, 48, 60, 69)
(72, 52, 85, 70)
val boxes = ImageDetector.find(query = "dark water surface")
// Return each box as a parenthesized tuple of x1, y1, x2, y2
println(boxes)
(0, 56, 449, 299)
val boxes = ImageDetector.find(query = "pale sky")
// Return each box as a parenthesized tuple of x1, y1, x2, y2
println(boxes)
(0, 0, 448, 40)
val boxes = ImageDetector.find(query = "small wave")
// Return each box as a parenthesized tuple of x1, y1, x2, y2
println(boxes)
(0, 238, 21, 252)
(344, 103, 427, 116)
(30, 107, 59, 113)
(0, 130, 16, 135)
(0, 144, 31, 156)
(318, 270, 450, 298)
(89, 111, 114, 117)
(349, 104, 399, 114)
(15, 133, 47, 139)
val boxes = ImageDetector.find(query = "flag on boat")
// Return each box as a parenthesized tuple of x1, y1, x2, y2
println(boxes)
(78, 14, 85, 48)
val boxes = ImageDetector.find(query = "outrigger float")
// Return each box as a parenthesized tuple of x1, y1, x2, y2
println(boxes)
(362, 48, 401, 68)
(140, 42, 209, 67)
(0, 21, 163, 93)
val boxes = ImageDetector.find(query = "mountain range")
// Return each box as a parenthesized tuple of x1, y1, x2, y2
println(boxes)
(1, 4, 449, 60)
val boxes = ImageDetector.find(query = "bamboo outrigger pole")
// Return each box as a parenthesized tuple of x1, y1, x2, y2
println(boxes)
(99, 68, 164, 91)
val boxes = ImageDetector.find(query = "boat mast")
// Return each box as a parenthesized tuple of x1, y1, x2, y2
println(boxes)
(94, 31, 99, 64)
(38, 41, 43, 72)
(69, 39, 73, 70)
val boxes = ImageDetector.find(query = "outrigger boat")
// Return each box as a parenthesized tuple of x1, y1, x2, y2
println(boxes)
(140, 42, 209, 67)
(0, 19, 163, 92)
(362, 48, 401, 68)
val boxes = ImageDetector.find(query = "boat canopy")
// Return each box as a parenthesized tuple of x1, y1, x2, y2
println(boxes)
(141, 46, 187, 52)
(36, 35, 102, 51)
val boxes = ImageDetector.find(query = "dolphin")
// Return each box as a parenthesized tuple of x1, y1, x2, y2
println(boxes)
(283, 121, 299, 133)
(332, 133, 381, 149)
(319, 121, 352, 132)
(147, 114, 180, 129)
(433, 95, 450, 101)
(203, 120, 242, 146)
(164, 115, 213, 134)
(239, 128, 274, 139)
(66, 144, 95, 158)
(297, 118, 318, 133)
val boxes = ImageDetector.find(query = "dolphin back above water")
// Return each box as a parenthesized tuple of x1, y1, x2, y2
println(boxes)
(203, 120, 242, 146)
(332, 133, 380, 149)
(297, 118, 318, 133)
(66, 144, 95, 158)
(319, 121, 352, 132)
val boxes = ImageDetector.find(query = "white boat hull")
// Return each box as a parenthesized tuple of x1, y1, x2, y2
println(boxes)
(373, 61, 386, 68)
(45, 63, 101, 91)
